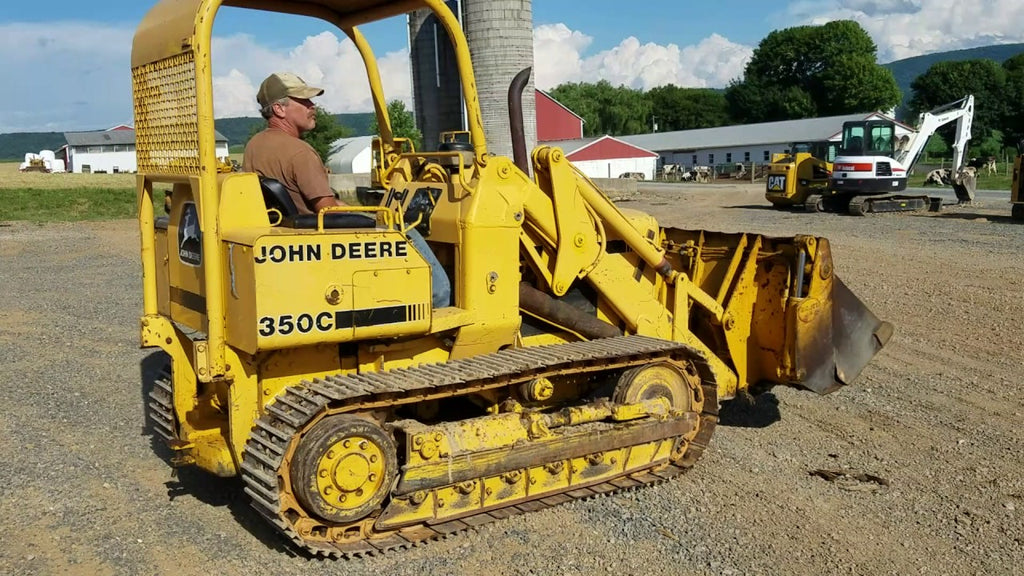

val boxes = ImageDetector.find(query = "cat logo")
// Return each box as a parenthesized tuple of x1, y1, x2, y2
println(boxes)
(767, 175, 786, 192)
(178, 202, 202, 266)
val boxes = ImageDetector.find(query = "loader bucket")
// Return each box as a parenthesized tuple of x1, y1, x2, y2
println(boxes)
(795, 276, 893, 395)
(662, 229, 891, 397)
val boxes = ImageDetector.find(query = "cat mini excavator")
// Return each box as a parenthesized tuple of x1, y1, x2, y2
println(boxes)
(133, 0, 892, 557)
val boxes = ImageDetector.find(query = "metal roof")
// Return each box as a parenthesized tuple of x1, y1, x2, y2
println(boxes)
(540, 136, 603, 155)
(327, 135, 374, 172)
(64, 128, 228, 146)
(619, 113, 908, 152)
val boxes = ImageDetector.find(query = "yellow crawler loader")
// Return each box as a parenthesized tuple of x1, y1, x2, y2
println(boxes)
(134, 0, 892, 557)
(765, 141, 836, 211)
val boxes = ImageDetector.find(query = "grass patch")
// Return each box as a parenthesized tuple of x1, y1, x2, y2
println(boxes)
(0, 187, 148, 222)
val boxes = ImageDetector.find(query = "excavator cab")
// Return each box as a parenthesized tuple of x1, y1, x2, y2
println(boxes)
(134, 0, 892, 556)
(839, 121, 895, 158)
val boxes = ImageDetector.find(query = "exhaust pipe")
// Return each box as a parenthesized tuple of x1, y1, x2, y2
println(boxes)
(507, 67, 532, 174)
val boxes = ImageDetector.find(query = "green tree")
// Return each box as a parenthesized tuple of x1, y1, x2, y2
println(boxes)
(922, 133, 949, 161)
(369, 100, 423, 151)
(726, 21, 900, 123)
(909, 59, 1007, 157)
(1001, 54, 1024, 146)
(303, 107, 352, 164)
(548, 81, 651, 136)
(645, 86, 730, 131)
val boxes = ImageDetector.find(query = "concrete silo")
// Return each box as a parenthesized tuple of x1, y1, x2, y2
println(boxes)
(409, 0, 536, 158)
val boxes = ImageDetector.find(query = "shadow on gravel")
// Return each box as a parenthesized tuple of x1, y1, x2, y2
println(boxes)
(722, 204, 779, 211)
(138, 350, 303, 557)
(717, 392, 782, 428)
(166, 467, 302, 556)
(930, 212, 1018, 224)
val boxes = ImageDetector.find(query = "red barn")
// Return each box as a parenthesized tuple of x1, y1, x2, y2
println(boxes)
(549, 136, 658, 180)
(536, 90, 584, 142)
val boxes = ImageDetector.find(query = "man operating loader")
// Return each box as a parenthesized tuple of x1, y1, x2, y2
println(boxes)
(244, 72, 451, 308)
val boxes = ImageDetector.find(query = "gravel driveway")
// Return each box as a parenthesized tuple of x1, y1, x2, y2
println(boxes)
(1, 184, 1021, 576)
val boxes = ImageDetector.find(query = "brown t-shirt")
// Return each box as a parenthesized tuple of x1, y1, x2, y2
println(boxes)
(243, 128, 334, 214)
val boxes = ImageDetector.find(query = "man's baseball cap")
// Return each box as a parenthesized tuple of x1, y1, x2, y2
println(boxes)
(257, 72, 324, 107)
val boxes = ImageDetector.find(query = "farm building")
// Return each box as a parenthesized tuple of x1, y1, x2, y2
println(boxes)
(543, 135, 659, 180)
(536, 89, 584, 142)
(58, 126, 229, 174)
(327, 135, 375, 174)
(620, 113, 915, 171)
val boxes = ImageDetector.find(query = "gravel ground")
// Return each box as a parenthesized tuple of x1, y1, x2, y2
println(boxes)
(1, 184, 1022, 576)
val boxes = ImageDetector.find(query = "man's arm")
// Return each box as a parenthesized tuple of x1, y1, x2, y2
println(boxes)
(292, 146, 345, 210)
(311, 195, 341, 213)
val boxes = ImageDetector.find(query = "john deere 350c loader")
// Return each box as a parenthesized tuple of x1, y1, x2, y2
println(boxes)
(133, 0, 892, 557)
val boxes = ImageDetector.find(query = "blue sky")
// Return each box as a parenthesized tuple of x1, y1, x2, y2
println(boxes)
(2, 0, 1022, 133)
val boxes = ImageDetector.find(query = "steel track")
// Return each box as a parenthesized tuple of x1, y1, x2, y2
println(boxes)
(172, 335, 716, 558)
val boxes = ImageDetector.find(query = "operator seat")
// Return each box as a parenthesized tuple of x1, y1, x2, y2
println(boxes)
(438, 140, 474, 174)
(847, 136, 863, 155)
(258, 176, 375, 229)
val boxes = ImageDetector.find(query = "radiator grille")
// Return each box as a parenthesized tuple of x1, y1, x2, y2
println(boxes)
(132, 52, 200, 175)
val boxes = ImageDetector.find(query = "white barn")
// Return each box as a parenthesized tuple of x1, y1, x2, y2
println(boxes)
(620, 113, 915, 171)
(61, 126, 229, 174)
(544, 135, 659, 180)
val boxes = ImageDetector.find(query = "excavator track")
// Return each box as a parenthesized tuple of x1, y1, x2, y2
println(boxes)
(240, 335, 718, 558)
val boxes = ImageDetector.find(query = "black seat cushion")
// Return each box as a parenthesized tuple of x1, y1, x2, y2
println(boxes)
(259, 176, 376, 230)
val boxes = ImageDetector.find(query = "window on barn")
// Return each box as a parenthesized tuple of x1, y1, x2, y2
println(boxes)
(763, 150, 770, 161)
(88, 146, 101, 153)
(726, 153, 732, 163)
(744, 152, 751, 162)
(691, 154, 697, 165)
(708, 153, 714, 164)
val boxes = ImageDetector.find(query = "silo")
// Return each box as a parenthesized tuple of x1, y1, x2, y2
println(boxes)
(409, 0, 536, 158)
(408, 6, 463, 151)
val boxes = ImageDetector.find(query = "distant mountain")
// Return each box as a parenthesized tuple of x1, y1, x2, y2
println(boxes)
(0, 132, 67, 161)
(215, 113, 375, 149)
(0, 113, 376, 161)
(883, 43, 1024, 113)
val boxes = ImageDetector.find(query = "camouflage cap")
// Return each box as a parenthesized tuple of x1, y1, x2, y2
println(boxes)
(256, 72, 324, 108)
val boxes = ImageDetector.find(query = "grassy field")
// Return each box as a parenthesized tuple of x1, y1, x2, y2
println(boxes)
(908, 161, 1014, 189)
(0, 161, 140, 222)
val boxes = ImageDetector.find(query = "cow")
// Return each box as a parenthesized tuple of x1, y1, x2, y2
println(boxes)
(966, 157, 996, 176)
(618, 172, 646, 180)
(923, 168, 951, 186)
(984, 156, 997, 176)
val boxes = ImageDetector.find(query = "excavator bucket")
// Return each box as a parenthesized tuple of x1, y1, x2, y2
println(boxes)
(952, 170, 977, 203)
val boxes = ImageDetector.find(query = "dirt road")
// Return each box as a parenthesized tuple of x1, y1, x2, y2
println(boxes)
(1, 184, 1021, 575)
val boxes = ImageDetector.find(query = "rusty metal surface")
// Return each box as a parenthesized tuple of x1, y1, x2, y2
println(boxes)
(240, 335, 718, 557)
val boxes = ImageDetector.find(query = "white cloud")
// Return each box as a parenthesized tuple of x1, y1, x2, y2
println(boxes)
(9, 3, 1024, 133)
(532, 24, 752, 91)
(0, 22, 133, 132)
(210, 31, 412, 118)
(791, 0, 1024, 61)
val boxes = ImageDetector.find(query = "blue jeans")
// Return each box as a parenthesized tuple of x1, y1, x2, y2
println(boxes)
(407, 228, 451, 308)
